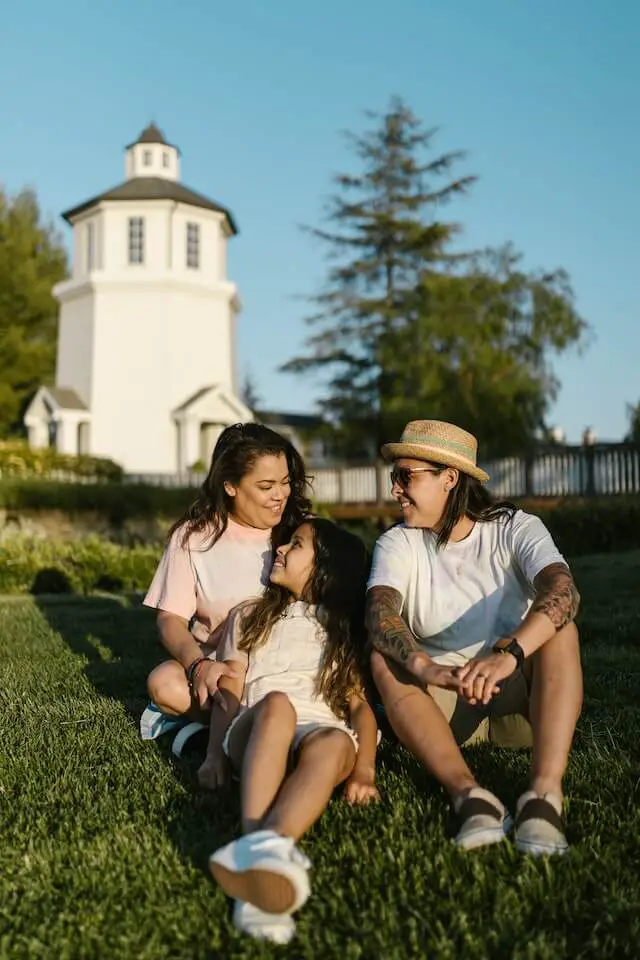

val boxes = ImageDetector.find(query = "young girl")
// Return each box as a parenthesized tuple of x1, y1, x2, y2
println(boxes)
(204, 518, 380, 944)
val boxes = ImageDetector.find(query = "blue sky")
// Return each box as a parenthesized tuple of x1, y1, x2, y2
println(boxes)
(2, 0, 638, 442)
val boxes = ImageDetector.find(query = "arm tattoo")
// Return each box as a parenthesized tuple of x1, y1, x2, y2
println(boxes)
(365, 586, 419, 664)
(531, 562, 580, 629)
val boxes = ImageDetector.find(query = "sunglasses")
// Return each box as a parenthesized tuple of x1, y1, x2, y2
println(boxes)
(390, 465, 442, 488)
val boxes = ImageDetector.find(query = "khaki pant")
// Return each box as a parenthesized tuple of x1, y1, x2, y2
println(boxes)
(430, 663, 533, 749)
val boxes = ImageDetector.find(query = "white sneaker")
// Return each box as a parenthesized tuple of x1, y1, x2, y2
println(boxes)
(209, 829, 311, 915)
(453, 787, 511, 850)
(139, 702, 186, 741)
(515, 791, 568, 856)
(232, 900, 296, 944)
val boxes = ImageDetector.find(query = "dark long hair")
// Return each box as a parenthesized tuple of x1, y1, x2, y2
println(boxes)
(425, 461, 517, 548)
(239, 518, 370, 719)
(170, 423, 312, 548)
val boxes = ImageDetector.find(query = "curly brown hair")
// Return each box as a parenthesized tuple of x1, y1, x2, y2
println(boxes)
(238, 519, 370, 720)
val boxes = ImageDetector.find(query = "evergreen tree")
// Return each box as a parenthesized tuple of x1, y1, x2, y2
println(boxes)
(282, 97, 476, 454)
(283, 99, 588, 457)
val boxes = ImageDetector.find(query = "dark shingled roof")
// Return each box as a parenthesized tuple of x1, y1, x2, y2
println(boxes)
(46, 387, 87, 410)
(133, 123, 169, 145)
(62, 178, 238, 234)
(125, 123, 181, 154)
(257, 410, 324, 430)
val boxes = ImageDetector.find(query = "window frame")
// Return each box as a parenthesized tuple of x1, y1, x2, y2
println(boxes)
(186, 221, 200, 269)
(128, 216, 145, 265)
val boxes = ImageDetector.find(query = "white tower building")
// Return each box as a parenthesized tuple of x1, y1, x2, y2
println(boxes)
(25, 123, 251, 474)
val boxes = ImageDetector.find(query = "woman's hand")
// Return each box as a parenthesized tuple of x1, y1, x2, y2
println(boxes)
(344, 769, 380, 805)
(191, 659, 239, 710)
(455, 652, 516, 705)
(197, 750, 231, 791)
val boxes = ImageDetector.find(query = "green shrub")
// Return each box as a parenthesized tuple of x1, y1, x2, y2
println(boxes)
(0, 480, 198, 523)
(1, 479, 639, 563)
(0, 534, 162, 595)
(0, 441, 123, 482)
(532, 497, 640, 557)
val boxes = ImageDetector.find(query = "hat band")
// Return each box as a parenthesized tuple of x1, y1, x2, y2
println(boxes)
(402, 433, 476, 461)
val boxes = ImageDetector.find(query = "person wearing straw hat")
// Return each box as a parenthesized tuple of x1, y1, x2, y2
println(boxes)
(366, 420, 582, 856)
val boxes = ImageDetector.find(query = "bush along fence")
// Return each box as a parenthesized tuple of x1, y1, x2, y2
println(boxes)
(1, 497, 640, 596)
(4, 441, 640, 499)
(0, 441, 122, 483)
(0, 479, 196, 524)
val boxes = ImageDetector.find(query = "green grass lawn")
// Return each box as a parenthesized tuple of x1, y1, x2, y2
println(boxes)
(1, 553, 639, 959)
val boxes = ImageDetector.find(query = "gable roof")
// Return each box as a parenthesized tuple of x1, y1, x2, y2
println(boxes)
(172, 384, 252, 422)
(45, 387, 87, 410)
(62, 178, 238, 234)
(173, 386, 214, 414)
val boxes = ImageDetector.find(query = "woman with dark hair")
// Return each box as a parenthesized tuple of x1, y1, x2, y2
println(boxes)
(140, 422, 312, 754)
(367, 420, 582, 857)
(206, 517, 379, 943)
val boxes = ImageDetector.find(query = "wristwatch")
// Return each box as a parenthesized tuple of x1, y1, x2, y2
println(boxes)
(493, 636, 525, 669)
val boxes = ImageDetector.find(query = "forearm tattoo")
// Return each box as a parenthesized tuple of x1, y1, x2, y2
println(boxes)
(365, 586, 418, 664)
(532, 562, 580, 629)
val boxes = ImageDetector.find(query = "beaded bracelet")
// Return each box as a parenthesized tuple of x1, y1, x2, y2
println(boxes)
(186, 656, 209, 691)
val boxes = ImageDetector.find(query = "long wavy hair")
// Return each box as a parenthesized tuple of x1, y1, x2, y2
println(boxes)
(238, 518, 370, 720)
(418, 460, 517, 548)
(170, 423, 312, 548)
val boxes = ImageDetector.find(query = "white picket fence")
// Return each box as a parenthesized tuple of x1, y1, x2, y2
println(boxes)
(4, 445, 639, 501)
(124, 445, 640, 502)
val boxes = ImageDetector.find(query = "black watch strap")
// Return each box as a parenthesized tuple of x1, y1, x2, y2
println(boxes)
(493, 637, 525, 668)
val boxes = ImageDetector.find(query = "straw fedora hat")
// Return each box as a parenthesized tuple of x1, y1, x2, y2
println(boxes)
(381, 420, 489, 484)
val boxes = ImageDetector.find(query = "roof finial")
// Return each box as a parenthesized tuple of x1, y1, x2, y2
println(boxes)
(135, 122, 168, 146)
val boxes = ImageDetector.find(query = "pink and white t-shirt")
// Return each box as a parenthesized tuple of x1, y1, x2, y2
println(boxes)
(144, 517, 273, 636)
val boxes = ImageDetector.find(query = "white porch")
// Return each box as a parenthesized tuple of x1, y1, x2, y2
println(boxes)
(23, 386, 92, 457)
(172, 384, 253, 473)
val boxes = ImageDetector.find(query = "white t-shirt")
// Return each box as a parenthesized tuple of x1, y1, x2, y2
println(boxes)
(367, 510, 566, 667)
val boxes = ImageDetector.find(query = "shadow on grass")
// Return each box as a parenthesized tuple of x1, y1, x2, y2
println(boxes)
(33, 586, 244, 869)
(34, 585, 160, 729)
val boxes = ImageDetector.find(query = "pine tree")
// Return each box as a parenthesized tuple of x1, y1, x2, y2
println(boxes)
(283, 99, 588, 458)
(281, 97, 476, 455)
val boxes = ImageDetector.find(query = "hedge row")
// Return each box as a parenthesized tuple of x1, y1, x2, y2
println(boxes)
(532, 498, 640, 558)
(0, 480, 198, 523)
(5, 479, 640, 551)
(0, 534, 162, 596)
(0, 442, 122, 482)
(3, 495, 638, 598)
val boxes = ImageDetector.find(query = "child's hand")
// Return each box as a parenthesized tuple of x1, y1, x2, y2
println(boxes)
(344, 772, 380, 805)
(197, 750, 230, 791)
